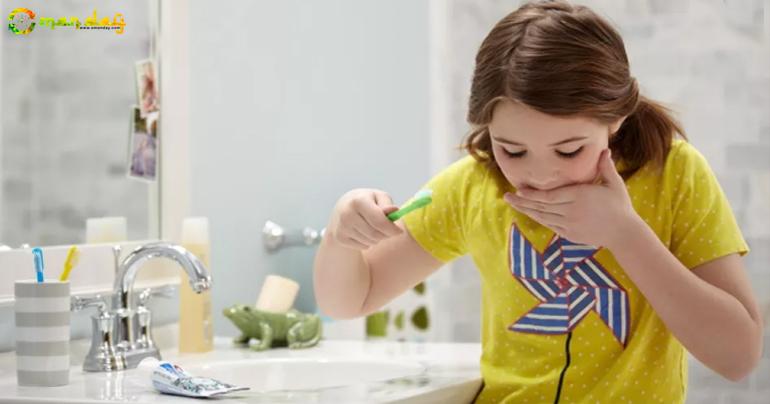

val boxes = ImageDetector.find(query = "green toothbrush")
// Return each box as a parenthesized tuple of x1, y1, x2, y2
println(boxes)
(387, 190, 433, 221)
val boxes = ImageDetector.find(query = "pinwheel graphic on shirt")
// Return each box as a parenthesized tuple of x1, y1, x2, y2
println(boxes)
(507, 224, 630, 347)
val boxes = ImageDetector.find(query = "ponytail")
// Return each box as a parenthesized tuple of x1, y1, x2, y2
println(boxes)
(611, 96, 687, 179)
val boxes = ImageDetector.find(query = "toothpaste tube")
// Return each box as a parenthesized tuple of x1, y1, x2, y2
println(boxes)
(137, 357, 249, 398)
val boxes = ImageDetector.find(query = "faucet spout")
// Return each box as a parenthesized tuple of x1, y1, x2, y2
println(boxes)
(113, 242, 211, 311)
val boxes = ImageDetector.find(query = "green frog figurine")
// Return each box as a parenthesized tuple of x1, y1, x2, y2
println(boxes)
(222, 304, 322, 351)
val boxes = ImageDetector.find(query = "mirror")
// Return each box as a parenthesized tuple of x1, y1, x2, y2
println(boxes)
(0, 0, 160, 247)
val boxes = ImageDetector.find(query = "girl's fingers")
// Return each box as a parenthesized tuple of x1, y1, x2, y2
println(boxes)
(334, 189, 405, 251)
(356, 211, 390, 240)
(360, 200, 403, 237)
(504, 193, 570, 238)
(514, 187, 575, 204)
(352, 225, 379, 245)
(341, 236, 369, 250)
(372, 190, 395, 207)
(340, 211, 381, 243)
(505, 192, 567, 216)
(515, 205, 566, 228)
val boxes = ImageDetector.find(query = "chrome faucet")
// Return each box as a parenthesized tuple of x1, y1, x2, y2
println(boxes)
(78, 242, 212, 372)
(113, 242, 211, 369)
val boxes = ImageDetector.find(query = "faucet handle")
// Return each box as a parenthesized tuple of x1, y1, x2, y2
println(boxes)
(72, 294, 126, 372)
(137, 285, 175, 308)
(71, 294, 109, 314)
(133, 285, 174, 353)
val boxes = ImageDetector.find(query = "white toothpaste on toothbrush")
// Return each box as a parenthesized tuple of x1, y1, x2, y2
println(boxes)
(137, 357, 249, 398)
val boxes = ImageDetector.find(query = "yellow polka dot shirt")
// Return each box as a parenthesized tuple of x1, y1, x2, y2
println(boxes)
(403, 139, 749, 403)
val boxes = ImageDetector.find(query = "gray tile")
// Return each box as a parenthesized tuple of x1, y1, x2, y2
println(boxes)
(726, 144, 770, 170)
(685, 390, 724, 404)
(749, 356, 770, 390)
(688, 359, 751, 392)
(718, 391, 770, 404)
(744, 237, 770, 276)
(647, 0, 690, 14)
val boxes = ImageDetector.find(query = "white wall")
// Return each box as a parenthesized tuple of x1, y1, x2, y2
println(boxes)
(188, 0, 432, 337)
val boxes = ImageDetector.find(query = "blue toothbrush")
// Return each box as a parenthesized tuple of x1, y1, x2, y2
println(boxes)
(32, 247, 45, 283)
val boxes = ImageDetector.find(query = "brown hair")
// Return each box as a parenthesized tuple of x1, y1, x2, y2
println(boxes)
(463, 0, 685, 179)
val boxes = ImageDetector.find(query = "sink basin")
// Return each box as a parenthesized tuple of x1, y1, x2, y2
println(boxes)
(0, 335, 482, 403)
(186, 358, 427, 392)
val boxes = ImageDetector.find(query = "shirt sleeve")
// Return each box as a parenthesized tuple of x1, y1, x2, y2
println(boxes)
(401, 157, 477, 263)
(667, 142, 749, 269)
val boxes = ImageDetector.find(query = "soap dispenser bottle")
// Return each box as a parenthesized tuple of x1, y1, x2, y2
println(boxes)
(178, 217, 214, 352)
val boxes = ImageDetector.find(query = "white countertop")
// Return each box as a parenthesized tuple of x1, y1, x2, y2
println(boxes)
(0, 328, 482, 404)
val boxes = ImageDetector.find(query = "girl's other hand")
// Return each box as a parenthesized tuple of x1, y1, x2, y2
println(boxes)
(504, 149, 640, 248)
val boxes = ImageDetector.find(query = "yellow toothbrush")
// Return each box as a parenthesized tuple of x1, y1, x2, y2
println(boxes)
(59, 246, 79, 281)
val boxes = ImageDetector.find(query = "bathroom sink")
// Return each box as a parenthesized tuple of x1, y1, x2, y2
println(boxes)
(187, 357, 427, 392)
(0, 333, 481, 403)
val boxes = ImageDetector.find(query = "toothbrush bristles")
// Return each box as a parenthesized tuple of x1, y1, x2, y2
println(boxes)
(415, 189, 432, 199)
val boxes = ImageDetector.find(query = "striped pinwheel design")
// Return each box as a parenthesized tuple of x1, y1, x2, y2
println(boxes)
(508, 224, 630, 346)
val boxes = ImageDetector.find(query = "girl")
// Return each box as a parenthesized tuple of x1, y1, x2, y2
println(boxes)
(313, 1, 763, 402)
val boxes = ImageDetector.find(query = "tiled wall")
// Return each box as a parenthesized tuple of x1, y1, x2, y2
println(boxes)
(0, 0, 155, 247)
(433, 0, 770, 401)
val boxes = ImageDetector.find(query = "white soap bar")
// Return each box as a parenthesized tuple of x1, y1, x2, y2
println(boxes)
(255, 275, 300, 313)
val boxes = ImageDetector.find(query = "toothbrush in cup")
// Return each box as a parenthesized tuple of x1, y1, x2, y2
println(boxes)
(32, 247, 45, 283)
(59, 246, 79, 282)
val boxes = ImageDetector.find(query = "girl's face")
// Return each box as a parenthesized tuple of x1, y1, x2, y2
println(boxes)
(488, 99, 623, 191)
